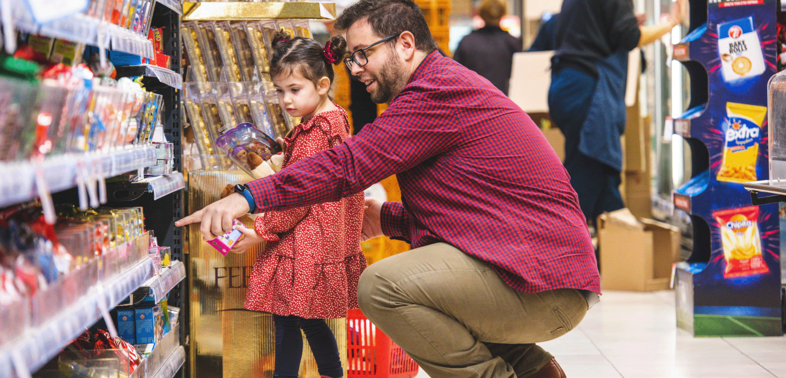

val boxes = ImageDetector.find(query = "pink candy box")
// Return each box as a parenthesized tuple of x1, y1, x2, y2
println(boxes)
(207, 219, 245, 255)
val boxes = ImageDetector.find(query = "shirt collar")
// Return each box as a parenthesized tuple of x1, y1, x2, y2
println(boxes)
(407, 50, 442, 85)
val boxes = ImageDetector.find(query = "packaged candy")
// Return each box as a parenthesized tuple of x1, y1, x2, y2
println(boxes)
(246, 21, 276, 75)
(182, 22, 210, 83)
(208, 219, 245, 255)
(715, 206, 768, 278)
(211, 21, 241, 82)
(718, 17, 766, 82)
(216, 123, 281, 178)
(277, 21, 297, 39)
(293, 20, 312, 39)
(197, 22, 226, 82)
(717, 102, 766, 183)
(231, 22, 260, 82)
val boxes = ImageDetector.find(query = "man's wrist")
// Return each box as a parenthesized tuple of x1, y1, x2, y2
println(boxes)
(234, 185, 256, 213)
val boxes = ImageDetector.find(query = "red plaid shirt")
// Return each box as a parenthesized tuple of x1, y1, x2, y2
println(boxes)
(248, 51, 600, 294)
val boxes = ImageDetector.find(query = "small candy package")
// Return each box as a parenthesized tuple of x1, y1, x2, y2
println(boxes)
(208, 219, 245, 255)
(216, 123, 281, 178)
(717, 17, 766, 82)
(717, 102, 767, 183)
(715, 206, 768, 278)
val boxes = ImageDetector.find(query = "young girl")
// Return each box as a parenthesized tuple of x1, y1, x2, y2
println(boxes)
(231, 32, 366, 378)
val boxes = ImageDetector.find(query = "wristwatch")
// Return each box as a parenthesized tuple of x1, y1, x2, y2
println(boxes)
(234, 184, 256, 213)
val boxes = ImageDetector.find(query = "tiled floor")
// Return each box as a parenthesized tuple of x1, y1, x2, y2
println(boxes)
(414, 290, 786, 378)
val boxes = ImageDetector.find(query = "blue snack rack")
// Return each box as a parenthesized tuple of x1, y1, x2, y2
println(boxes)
(671, 0, 782, 337)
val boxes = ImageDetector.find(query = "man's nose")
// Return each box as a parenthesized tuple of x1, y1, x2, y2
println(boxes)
(349, 63, 364, 77)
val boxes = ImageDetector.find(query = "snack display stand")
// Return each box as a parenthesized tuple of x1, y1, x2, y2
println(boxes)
(671, 0, 782, 336)
(0, 0, 187, 377)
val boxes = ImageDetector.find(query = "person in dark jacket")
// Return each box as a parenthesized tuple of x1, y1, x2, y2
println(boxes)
(528, 13, 560, 52)
(453, 0, 521, 95)
(548, 0, 685, 228)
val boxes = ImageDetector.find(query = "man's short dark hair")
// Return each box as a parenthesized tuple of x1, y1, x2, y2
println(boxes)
(335, 0, 438, 54)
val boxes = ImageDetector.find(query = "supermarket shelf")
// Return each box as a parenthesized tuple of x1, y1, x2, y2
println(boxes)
(183, 1, 336, 21)
(146, 172, 185, 200)
(0, 146, 157, 209)
(13, 9, 154, 59)
(152, 346, 185, 378)
(109, 24, 156, 59)
(146, 322, 182, 378)
(0, 256, 154, 377)
(116, 65, 183, 89)
(140, 261, 186, 303)
(156, 0, 184, 15)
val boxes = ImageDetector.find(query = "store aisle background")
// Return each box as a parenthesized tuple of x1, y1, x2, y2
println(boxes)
(413, 290, 786, 378)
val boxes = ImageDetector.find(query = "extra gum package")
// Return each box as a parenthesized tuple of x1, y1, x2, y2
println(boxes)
(715, 206, 768, 278)
(208, 219, 245, 255)
(717, 102, 766, 183)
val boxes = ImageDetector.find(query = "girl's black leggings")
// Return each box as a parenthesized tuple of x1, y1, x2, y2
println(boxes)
(272, 314, 343, 378)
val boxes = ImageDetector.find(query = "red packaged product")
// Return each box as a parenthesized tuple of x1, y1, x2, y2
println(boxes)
(714, 206, 769, 278)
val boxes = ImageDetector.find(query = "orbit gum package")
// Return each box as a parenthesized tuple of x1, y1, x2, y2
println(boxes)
(717, 102, 767, 183)
(717, 17, 765, 82)
(714, 206, 768, 278)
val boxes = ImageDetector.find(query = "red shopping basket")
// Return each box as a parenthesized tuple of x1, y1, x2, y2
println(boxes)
(347, 309, 419, 378)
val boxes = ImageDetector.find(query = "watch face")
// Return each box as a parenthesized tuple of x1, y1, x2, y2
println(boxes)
(234, 184, 245, 193)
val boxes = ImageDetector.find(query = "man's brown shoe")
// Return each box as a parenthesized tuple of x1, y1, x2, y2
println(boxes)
(528, 358, 566, 378)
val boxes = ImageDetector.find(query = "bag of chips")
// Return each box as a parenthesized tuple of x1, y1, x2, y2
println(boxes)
(714, 206, 768, 278)
(717, 102, 766, 183)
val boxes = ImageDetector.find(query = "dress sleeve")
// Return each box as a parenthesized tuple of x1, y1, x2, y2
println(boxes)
(253, 119, 335, 240)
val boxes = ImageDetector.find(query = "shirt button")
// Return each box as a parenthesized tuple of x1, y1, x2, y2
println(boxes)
(263, 199, 269, 206)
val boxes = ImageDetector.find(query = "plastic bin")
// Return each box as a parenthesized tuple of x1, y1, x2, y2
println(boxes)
(347, 309, 418, 378)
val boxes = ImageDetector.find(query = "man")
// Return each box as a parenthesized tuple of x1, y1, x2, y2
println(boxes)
(453, 0, 521, 95)
(177, 0, 599, 376)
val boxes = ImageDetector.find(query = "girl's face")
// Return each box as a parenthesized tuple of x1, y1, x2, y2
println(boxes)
(273, 69, 329, 119)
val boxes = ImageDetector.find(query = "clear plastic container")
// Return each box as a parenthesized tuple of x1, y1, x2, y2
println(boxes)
(769, 71, 786, 181)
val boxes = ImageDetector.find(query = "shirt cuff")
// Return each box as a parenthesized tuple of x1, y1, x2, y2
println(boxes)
(380, 202, 410, 240)
(246, 176, 278, 213)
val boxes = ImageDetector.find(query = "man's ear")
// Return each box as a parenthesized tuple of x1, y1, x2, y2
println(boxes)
(317, 76, 331, 96)
(397, 31, 417, 60)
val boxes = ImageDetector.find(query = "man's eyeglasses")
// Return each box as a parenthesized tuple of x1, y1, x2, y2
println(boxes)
(344, 33, 401, 69)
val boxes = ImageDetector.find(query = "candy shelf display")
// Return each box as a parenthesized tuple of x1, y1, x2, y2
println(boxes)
(0, 0, 187, 377)
(671, 0, 782, 336)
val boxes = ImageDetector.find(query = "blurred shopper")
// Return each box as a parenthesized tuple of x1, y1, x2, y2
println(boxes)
(528, 13, 560, 52)
(454, 0, 521, 95)
(548, 0, 685, 228)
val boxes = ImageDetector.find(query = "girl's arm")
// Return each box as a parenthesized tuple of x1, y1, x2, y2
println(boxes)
(254, 121, 335, 240)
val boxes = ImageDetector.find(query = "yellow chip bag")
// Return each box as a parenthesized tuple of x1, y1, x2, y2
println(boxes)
(717, 102, 767, 183)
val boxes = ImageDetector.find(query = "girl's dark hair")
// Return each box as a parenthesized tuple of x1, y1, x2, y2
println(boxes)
(270, 31, 347, 87)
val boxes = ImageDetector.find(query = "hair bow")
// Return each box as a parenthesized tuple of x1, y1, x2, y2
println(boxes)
(322, 41, 339, 64)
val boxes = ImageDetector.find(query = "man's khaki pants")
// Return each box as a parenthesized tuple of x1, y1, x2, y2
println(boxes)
(357, 243, 588, 378)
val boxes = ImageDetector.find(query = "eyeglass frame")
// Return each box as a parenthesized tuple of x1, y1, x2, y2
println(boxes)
(344, 32, 402, 69)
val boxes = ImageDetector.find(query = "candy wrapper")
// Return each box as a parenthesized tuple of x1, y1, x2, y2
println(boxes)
(208, 219, 245, 255)
(215, 123, 281, 178)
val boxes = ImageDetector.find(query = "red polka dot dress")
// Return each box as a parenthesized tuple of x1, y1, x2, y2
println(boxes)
(244, 106, 367, 319)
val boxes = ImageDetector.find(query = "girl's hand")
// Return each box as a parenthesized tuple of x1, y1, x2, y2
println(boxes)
(230, 224, 266, 254)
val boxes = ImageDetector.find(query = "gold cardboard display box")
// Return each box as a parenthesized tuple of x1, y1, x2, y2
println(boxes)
(187, 169, 347, 378)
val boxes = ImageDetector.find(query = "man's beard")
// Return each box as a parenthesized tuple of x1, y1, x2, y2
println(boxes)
(370, 58, 407, 104)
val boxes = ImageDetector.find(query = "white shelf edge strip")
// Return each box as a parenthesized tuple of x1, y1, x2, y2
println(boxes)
(148, 172, 185, 201)
(152, 346, 185, 378)
(140, 261, 186, 303)
(0, 146, 157, 209)
(145, 65, 183, 89)
(0, 257, 153, 376)
(156, 0, 183, 15)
